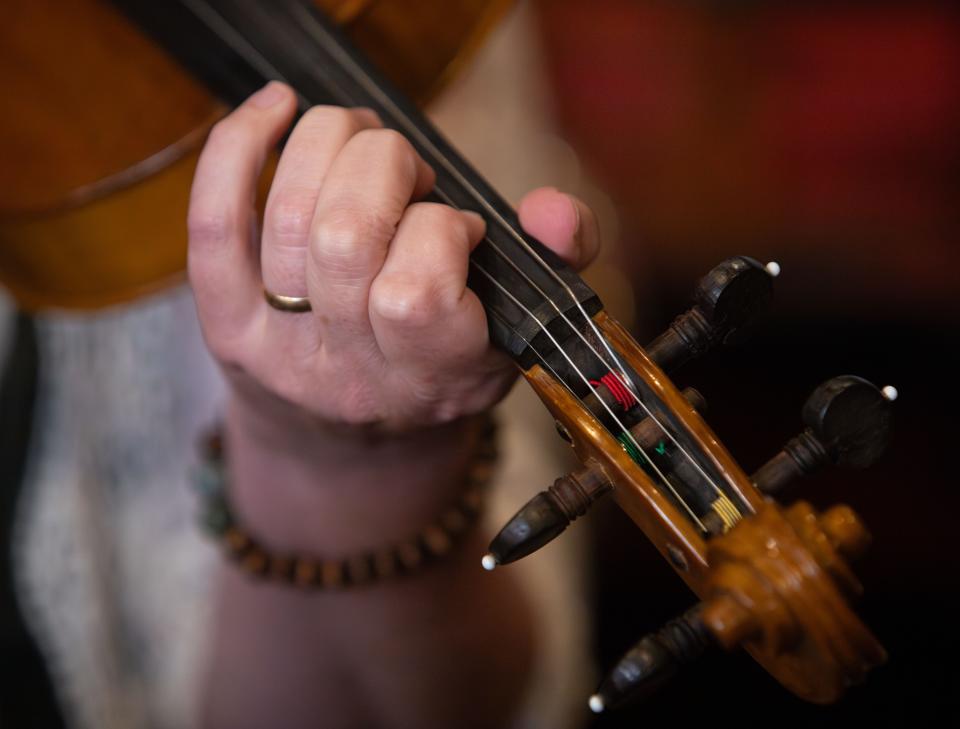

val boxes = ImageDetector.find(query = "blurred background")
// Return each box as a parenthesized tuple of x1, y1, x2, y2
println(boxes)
(523, 0, 958, 725)
(2, 0, 958, 727)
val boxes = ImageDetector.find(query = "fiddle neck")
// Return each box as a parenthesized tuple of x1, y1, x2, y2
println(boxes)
(111, 0, 602, 368)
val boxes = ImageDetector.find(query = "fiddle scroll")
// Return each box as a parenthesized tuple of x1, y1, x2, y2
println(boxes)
(488, 258, 895, 709)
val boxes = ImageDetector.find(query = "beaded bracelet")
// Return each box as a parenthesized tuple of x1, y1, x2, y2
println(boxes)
(191, 417, 498, 589)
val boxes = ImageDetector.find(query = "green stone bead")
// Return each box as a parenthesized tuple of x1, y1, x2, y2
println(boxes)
(191, 461, 225, 497)
(201, 499, 234, 536)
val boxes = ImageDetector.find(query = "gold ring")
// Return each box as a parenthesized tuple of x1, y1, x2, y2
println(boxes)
(263, 289, 312, 313)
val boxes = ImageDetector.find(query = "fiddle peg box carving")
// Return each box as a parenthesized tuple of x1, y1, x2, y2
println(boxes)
(593, 499, 885, 711)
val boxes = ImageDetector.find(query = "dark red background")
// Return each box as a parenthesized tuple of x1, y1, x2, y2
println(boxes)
(532, 1, 960, 725)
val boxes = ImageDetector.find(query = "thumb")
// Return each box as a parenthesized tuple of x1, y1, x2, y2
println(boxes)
(517, 187, 602, 271)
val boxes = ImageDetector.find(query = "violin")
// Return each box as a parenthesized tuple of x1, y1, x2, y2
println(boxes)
(0, 0, 511, 309)
(1, 0, 895, 712)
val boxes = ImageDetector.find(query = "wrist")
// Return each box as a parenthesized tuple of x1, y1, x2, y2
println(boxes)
(223, 393, 489, 556)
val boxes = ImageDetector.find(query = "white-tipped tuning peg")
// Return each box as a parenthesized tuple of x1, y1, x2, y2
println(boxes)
(764, 261, 782, 277)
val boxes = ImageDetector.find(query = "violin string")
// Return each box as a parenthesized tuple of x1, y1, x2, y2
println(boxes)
(283, 0, 731, 507)
(180, 0, 299, 105)
(183, 0, 724, 523)
(188, 0, 631, 391)
(187, 0, 632, 388)
(285, 1, 638, 388)
(431, 191, 729, 506)
(470, 268, 707, 531)
(470, 262, 707, 530)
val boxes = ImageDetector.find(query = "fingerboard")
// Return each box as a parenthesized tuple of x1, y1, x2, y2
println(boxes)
(111, 0, 603, 369)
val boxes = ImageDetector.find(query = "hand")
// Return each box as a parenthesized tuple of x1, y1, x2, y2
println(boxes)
(188, 81, 601, 438)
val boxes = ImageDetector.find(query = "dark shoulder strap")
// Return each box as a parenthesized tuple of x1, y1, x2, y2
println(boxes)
(0, 313, 64, 728)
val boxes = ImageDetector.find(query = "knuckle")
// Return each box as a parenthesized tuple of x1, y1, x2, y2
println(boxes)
(187, 205, 233, 246)
(205, 116, 245, 151)
(299, 105, 361, 137)
(312, 210, 361, 254)
(201, 328, 244, 368)
(334, 382, 382, 426)
(355, 128, 417, 169)
(313, 205, 394, 261)
(351, 106, 383, 127)
(265, 188, 316, 241)
(407, 202, 468, 238)
(404, 375, 471, 425)
(266, 365, 312, 411)
(370, 274, 440, 329)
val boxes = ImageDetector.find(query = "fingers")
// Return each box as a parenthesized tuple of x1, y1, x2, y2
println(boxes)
(517, 187, 602, 271)
(369, 187, 600, 385)
(308, 129, 435, 352)
(369, 203, 488, 373)
(188, 81, 297, 346)
(260, 106, 381, 301)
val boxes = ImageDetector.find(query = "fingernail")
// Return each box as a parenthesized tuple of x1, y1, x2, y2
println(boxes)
(353, 107, 383, 127)
(461, 209, 486, 231)
(565, 193, 582, 234)
(566, 194, 586, 261)
(249, 81, 287, 109)
(461, 210, 486, 244)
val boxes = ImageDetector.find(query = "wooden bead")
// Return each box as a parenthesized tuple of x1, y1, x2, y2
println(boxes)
(422, 525, 452, 557)
(293, 559, 319, 588)
(269, 555, 294, 581)
(439, 507, 469, 535)
(224, 527, 251, 555)
(461, 488, 483, 513)
(346, 554, 372, 585)
(320, 560, 344, 589)
(242, 548, 269, 576)
(372, 549, 398, 580)
(396, 540, 423, 571)
(468, 461, 496, 485)
(198, 414, 496, 589)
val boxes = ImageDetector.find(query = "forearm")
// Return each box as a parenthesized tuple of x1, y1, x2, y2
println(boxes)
(186, 84, 599, 729)
(201, 396, 537, 729)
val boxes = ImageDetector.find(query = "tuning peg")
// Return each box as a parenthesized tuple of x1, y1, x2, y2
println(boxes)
(482, 462, 611, 570)
(646, 256, 776, 371)
(753, 375, 896, 496)
(589, 604, 712, 713)
(484, 388, 707, 569)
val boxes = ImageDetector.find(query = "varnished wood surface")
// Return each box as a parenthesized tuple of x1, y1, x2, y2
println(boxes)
(1, 147, 200, 310)
(703, 501, 885, 703)
(0, 0, 514, 309)
(523, 309, 883, 704)
(1, 0, 219, 215)
(522, 361, 712, 593)
(595, 311, 766, 515)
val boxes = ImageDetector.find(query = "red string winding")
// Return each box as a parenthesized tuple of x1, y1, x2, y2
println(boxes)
(590, 372, 637, 410)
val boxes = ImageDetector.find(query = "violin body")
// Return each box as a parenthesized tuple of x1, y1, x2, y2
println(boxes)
(0, 0, 512, 309)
